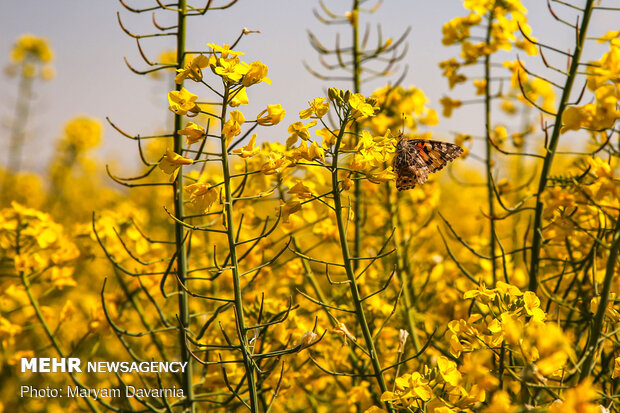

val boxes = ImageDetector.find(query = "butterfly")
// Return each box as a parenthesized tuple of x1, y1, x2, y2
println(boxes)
(393, 134, 463, 191)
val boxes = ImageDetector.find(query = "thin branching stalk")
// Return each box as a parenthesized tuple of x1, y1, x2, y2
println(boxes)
(332, 119, 392, 412)
(385, 182, 420, 352)
(1, 64, 34, 201)
(219, 85, 259, 411)
(172, 1, 195, 410)
(352, 0, 363, 271)
(528, 0, 595, 293)
(579, 209, 620, 381)
(484, 10, 498, 286)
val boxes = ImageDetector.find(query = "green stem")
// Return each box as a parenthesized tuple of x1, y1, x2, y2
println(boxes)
(579, 210, 620, 381)
(352, 0, 362, 272)
(528, 0, 595, 293)
(1, 65, 33, 202)
(332, 120, 392, 412)
(385, 182, 420, 352)
(7, 65, 33, 174)
(173, 1, 194, 410)
(219, 85, 259, 411)
(484, 11, 498, 286)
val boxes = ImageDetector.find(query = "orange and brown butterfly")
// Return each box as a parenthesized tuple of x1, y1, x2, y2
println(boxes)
(393, 133, 464, 191)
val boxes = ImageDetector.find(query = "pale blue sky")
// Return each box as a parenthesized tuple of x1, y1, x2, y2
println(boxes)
(0, 0, 612, 173)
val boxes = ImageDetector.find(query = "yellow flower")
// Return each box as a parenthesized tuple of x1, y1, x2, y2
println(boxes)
(548, 379, 600, 413)
(214, 56, 249, 83)
(185, 183, 219, 212)
(232, 134, 260, 158)
(168, 88, 200, 116)
(345, 10, 358, 25)
(158, 148, 194, 182)
(261, 153, 292, 175)
(437, 356, 461, 386)
(256, 104, 286, 126)
(368, 168, 397, 184)
(62, 117, 102, 151)
(474, 79, 486, 95)
(299, 97, 330, 119)
(316, 127, 338, 148)
(440, 96, 462, 117)
(288, 181, 314, 200)
(348, 93, 377, 120)
(178, 122, 206, 145)
(242, 61, 271, 87)
(207, 43, 244, 59)
(440, 58, 467, 88)
(384, 372, 433, 403)
(277, 201, 301, 223)
(11, 34, 54, 63)
(175, 54, 210, 84)
(482, 391, 516, 413)
(292, 140, 325, 163)
(560, 106, 589, 134)
(222, 110, 245, 146)
(492, 125, 507, 145)
(229, 87, 249, 107)
(613, 356, 620, 379)
(287, 120, 317, 146)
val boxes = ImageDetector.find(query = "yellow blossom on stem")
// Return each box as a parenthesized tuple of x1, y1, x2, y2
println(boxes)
(178, 122, 206, 145)
(292, 140, 325, 163)
(561, 106, 590, 134)
(348, 93, 377, 120)
(256, 104, 286, 126)
(482, 391, 516, 413)
(345, 10, 358, 26)
(492, 125, 507, 145)
(222, 110, 245, 146)
(440, 58, 467, 88)
(437, 356, 461, 386)
(185, 183, 219, 212)
(158, 148, 194, 182)
(229, 87, 249, 107)
(548, 379, 600, 413)
(214, 56, 249, 83)
(440, 96, 462, 117)
(316, 127, 338, 148)
(474, 79, 486, 96)
(381, 372, 433, 405)
(232, 134, 259, 158)
(287, 120, 317, 146)
(277, 200, 301, 223)
(613, 356, 620, 379)
(368, 168, 397, 184)
(288, 181, 314, 200)
(300, 97, 330, 119)
(242, 61, 271, 87)
(11, 34, 54, 63)
(62, 117, 102, 152)
(175, 54, 210, 84)
(261, 153, 292, 175)
(207, 43, 244, 59)
(168, 88, 200, 116)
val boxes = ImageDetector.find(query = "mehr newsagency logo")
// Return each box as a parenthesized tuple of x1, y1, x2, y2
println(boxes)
(19, 357, 186, 400)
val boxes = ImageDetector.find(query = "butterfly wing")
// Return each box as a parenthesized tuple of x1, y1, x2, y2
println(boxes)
(394, 139, 463, 191)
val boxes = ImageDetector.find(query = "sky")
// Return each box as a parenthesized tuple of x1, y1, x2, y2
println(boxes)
(0, 0, 614, 175)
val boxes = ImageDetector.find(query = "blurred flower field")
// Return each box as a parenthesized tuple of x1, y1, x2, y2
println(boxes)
(1, 1, 619, 412)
